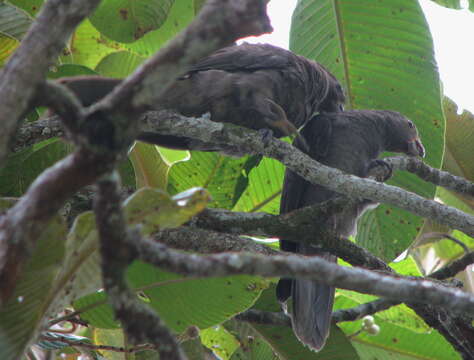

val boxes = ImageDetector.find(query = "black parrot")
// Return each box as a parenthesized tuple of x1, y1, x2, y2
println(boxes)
(276, 110, 425, 351)
(58, 43, 345, 149)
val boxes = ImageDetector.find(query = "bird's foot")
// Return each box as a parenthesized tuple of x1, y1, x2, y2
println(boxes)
(258, 128, 275, 147)
(367, 159, 393, 182)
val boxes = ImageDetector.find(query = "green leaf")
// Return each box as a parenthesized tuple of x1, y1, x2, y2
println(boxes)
(90, 0, 175, 43)
(428, 0, 461, 9)
(74, 292, 119, 329)
(95, 50, 145, 77)
(48, 63, 98, 79)
(168, 151, 249, 210)
(7, 0, 43, 16)
(51, 212, 104, 311)
(127, 262, 267, 333)
(0, 2, 32, 40)
(250, 285, 359, 359)
(233, 157, 284, 214)
(0, 199, 67, 360)
(0, 32, 19, 65)
(225, 321, 279, 360)
(61, 19, 125, 69)
(123, 187, 211, 232)
(93, 328, 128, 360)
(75, 264, 267, 334)
(193, 0, 206, 14)
(290, 0, 445, 261)
(0, 138, 70, 196)
(439, 97, 474, 211)
(129, 142, 169, 189)
(124, 0, 194, 57)
(336, 296, 459, 359)
(201, 326, 240, 360)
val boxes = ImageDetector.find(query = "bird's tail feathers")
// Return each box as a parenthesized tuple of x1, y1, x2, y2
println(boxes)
(291, 279, 335, 351)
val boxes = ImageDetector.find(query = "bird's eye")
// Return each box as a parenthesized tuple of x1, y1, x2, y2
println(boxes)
(408, 121, 414, 128)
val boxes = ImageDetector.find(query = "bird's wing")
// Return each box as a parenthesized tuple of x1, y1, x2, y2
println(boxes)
(187, 43, 293, 74)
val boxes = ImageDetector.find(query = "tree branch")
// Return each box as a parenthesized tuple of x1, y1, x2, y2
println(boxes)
(387, 156, 474, 197)
(0, 0, 102, 165)
(94, 173, 186, 360)
(143, 112, 474, 237)
(129, 237, 474, 317)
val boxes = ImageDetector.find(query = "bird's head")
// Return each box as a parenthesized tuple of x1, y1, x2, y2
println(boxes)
(383, 111, 425, 158)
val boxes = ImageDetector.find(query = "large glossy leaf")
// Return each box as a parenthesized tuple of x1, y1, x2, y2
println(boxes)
(124, 0, 194, 57)
(6, 0, 43, 16)
(336, 296, 459, 359)
(428, 0, 461, 9)
(129, 142, 169, 189)
(0, 2, 32, 40)
(290, 0, 445, 261)
(62, 19, 125, 69)
(440, 97, 474, 211)
(90, 0, 174, 43)
(428, 0, 474, 10)
(0, 199, 67, 360)
(337, 258, 430, 334)
(233, 157, 284, 214)
(0, 32, 19, 65)
(225, 321, 279, 360)
(250, 285, 359, 359)
(75, 265, 267, 334)
(168, 151, 249, 210)
(48, 63, 98, 78)
(0, 138, 70, 196)
(201, 325, 240, 360)
(95, 50, 145, 77)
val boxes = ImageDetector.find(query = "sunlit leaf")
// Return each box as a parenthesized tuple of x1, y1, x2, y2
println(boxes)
(90, 0, 174, 43)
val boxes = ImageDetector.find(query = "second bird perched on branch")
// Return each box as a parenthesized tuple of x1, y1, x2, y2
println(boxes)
(277, 110, 425, 351)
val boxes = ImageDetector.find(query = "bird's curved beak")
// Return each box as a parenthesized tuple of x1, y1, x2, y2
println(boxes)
(407, 137, 425, 158)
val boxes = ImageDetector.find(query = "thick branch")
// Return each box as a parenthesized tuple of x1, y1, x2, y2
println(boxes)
(194, 204, 390, 271)
(13, 117, 64, 153)
(387, 156, 474, 197)
(130, 238, 474, 316)
(95, 173, 185, 360)
(0, 0, 102, 165)
(152, 227, 279, 256)
(144, 112, 474, 237)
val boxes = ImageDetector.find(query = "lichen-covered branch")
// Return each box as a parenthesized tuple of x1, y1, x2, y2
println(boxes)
(152, 227, 279, 256)
(129, 237, 474, 317)
(0, 0, 102, 165)
(193, 204, 390, 271)
(144, 112, 474, 237)
(387, 156, 474, 197)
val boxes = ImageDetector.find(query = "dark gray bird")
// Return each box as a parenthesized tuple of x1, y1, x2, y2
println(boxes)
(58, 43, 345, 149)
(276, 110, 425, 351)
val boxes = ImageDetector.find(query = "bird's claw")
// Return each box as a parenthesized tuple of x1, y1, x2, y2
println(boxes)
(367, 159, 393, 182)
(258, 128, 274, 147)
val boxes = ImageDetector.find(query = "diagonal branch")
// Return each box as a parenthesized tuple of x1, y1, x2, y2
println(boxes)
(387, 156, 474, 197)
(144, 112, 474, 237)
(129, 237, 474, 317)
(94, 173, 186, 360)
(0, 0, 102, 165)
